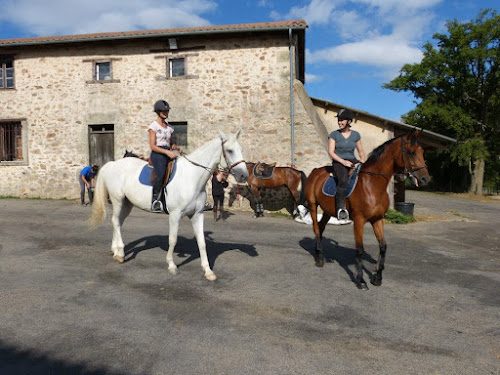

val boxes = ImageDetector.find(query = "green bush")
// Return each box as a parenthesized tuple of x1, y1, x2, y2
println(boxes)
(384, 209, 416, 224)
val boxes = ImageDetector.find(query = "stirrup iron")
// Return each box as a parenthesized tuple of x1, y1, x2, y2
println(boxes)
(151, 200, 164, 213)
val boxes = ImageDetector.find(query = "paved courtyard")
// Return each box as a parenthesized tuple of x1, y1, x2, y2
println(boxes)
(0, 191, 498, 374)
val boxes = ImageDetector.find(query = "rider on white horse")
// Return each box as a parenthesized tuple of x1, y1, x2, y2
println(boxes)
(148, 100, 183, 212)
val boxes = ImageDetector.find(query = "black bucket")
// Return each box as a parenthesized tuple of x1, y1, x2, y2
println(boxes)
(395, 202, 415, 216)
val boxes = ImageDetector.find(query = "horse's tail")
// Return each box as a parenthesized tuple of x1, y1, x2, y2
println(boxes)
(89, 168, 109, 229)
(298, 170, 307, 207)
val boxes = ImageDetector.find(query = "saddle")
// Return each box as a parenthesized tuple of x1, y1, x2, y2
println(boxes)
(150, 159, 175, 187)
(322, 164, 362, 198)
(253, 161, 276, 179)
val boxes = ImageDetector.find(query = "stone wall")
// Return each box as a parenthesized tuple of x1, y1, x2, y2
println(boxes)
(1, 35, 313, 199)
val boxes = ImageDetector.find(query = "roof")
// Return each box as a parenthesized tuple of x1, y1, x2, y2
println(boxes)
(310, 97, 456, 149)
(0, 20, 307, 47)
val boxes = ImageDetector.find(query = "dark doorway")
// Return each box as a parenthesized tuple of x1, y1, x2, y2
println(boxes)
(89, 124, 114, 167)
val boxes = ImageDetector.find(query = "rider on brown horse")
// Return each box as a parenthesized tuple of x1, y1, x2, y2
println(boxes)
(327, 108, 366, 224)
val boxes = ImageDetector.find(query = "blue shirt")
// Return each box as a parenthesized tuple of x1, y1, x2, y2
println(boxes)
(328, 130, 361, 160)
(80, 166, 95, 180)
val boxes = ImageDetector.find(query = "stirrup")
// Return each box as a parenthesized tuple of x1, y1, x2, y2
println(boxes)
(151, 200, 164, 213)
(337, 208, 349, 221)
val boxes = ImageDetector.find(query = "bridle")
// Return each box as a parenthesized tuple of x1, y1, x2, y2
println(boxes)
(400, 138, 427, 177)
(181, 139, 245, 174)
(221, 139, 245, 172)
(359, 137, 427, 179)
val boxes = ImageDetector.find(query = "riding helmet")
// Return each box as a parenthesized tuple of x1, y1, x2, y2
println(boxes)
(154, 100, 171, 113)
(336, 108, 354, 121)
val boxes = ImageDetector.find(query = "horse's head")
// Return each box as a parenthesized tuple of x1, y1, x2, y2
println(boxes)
(220, 129, 248, 183)
(401, 130, 431, 187)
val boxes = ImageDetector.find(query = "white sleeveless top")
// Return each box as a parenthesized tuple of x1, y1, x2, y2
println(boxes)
(148, 120, 174, 147)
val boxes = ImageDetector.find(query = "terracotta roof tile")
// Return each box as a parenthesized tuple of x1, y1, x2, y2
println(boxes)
(0, 19, 307, 47)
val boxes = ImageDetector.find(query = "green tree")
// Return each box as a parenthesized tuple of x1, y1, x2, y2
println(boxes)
(384, 9, 500, 194)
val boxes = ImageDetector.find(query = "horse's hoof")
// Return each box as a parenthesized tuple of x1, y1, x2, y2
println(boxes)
(357, 282, 369, 290)
(113, 255, 124, 263)
(371, 276, 382, 286)
(315, 258, 325, 267)
(205, 272, 217, 281)
(168, 266, 178, 276)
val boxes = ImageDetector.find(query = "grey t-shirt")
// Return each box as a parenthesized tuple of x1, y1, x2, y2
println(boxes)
(328, 130, 361, 160)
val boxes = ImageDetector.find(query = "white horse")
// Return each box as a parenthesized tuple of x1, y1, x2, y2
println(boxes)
(90, 130, 248, 281)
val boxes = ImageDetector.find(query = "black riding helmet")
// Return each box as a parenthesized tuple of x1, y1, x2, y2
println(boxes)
(154, 100, 171, 113)
(336, 108, 354, 121)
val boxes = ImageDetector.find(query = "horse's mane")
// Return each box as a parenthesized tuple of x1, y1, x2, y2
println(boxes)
(363, 135, 403, 167)
(123, 150, 149, 162)
(124, 150, 140, 158)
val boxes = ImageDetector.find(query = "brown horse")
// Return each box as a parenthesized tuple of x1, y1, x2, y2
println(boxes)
(305, 130, 430, 290)
(246, 162, 307, 218)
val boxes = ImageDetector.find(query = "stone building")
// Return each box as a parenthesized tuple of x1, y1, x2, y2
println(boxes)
(0, 19, 452, 205)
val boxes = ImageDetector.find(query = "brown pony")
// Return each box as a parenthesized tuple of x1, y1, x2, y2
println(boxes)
(246, 162, 307, 218)
(305, 130, 430, 290)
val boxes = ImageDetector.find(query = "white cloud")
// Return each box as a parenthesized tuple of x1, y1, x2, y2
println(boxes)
(0, 0, 217, 35)
(305, 72, 322, 83)
(308, 35, 423, 68)
(271, 0, 342, 25)
(299, 0, 443, 80)
(352, 0, 443, 13)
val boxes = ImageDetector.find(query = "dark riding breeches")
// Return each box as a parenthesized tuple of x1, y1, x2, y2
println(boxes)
(150, 147, 172, 200)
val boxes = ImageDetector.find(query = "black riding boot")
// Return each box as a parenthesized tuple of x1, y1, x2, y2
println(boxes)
(213, 207, 218, 222)
(335, 187, 350, 221)
(151, 180, 164, 213)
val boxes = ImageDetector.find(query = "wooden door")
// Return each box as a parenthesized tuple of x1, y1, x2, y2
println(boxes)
(89, 124, 114, 167)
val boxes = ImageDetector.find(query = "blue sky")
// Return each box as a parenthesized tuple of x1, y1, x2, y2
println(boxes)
(0, 0, 497, 121)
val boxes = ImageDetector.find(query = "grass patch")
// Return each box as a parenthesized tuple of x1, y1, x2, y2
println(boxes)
(268, 210, 292, 218)
(384, 209, 416, 224)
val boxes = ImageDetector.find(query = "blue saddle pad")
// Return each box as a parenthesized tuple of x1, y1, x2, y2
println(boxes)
(322, 165, 361, 198)
(138, 159, 177, 186)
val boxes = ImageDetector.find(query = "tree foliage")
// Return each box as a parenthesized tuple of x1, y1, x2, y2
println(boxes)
(384, 9, 500, 194)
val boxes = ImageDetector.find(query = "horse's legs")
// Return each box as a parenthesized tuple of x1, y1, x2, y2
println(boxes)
(353, 218, 369, 290)
(110, 196, 132, 263)
(250, 185, 263, 218)
(191, 212, 216, 281)
(310, 204, 325, 267)
(370, 219, 387, 287)
(166, 212, 182, 275)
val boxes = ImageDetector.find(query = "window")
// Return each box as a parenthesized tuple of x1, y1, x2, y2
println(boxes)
(0, 121, 23, 161)
(83, 58, 121, 84)
(169, 58, 185, 77)
(154, 53, 198, 81)
(0, 56, 14, 89)
(96, 62, 111, 81)
(170, 122, 188, 147)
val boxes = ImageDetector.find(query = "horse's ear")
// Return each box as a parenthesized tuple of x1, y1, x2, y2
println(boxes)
(219, 129, 228, 143)
(236, 127, 242, 139)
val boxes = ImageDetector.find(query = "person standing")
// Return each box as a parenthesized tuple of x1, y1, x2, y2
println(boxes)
(148, 100, 182, 213)
(212, 169, 229, 222)
(79, 165, 98, 206)
(328, 108, 366, 224)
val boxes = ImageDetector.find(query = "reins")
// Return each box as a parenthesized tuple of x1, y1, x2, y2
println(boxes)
(358, 137, 426, 180)
(180, 139, 245, 174)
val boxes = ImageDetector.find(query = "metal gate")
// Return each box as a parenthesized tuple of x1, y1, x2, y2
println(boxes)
(89, 124, 114, 167)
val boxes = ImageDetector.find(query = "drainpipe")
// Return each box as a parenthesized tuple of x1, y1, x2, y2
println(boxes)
(289, 28, 295, 166)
